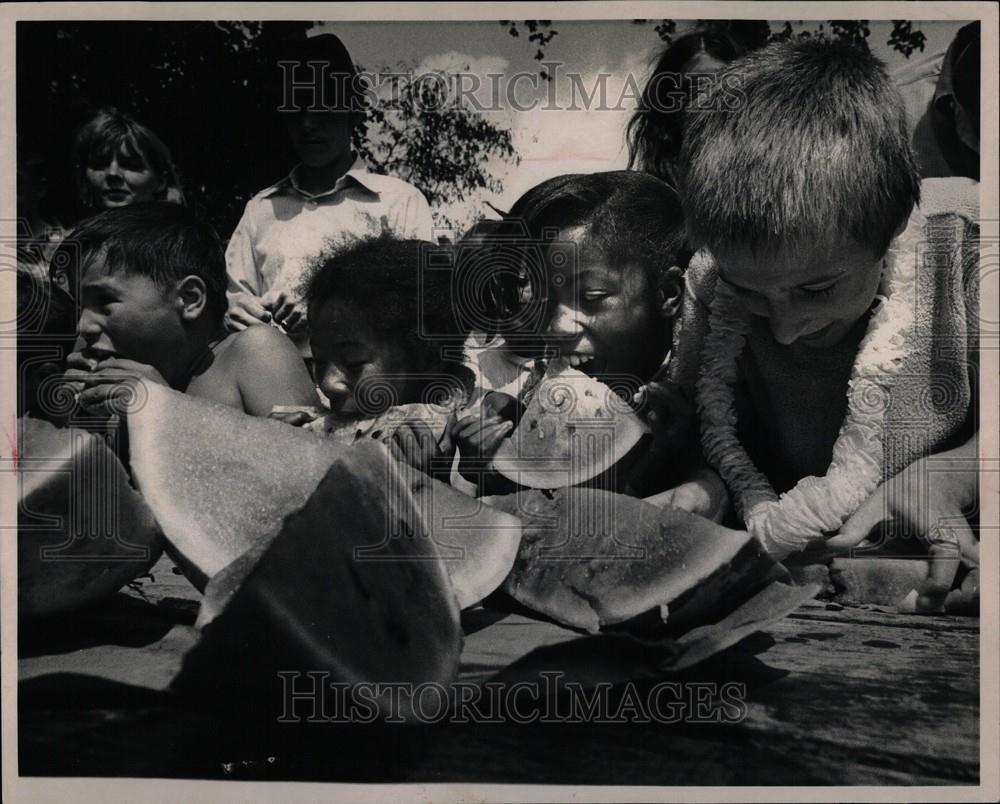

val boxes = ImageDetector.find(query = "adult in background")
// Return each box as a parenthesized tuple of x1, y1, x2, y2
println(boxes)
(224, 27, 433, 355)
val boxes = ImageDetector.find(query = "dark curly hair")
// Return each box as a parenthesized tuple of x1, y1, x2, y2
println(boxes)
(304, 235, 467, 364)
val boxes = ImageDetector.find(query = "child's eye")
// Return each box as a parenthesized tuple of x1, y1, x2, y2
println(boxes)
(345, 361, 369, 372)
(800, 284, 837, 299)
(583, 291, 610, 302)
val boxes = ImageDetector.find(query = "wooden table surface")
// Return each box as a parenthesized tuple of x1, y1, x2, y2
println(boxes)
(18, 555, 980, 786)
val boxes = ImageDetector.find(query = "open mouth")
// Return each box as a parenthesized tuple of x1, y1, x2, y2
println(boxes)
(565, 353, 595, 370)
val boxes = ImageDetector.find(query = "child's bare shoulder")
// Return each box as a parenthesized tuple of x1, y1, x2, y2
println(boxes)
(215, 324, 318, 416)
(223, 323, 300, 367)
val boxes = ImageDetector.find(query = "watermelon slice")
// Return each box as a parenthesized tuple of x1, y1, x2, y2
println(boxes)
(491, 488, 786, 634)
(406, 471, 522, 609)
(127, 384, 352, 589)
(308, 401, 458, 447)
(173, 444, 463, 721)
(491, 360, 648, 489)
(128, 383, 520, 611)
(197, 469, 523, 626)
(17, 417, 163, 615)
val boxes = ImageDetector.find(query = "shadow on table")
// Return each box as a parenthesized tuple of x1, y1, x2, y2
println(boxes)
(18, 629, 795, 784)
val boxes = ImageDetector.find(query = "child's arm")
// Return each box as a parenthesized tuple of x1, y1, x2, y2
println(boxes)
(643, 467, 729, 523)
(230, 325, 319, 417)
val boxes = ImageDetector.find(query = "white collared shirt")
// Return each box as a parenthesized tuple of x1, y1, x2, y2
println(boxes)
(225, 157, 434, 304)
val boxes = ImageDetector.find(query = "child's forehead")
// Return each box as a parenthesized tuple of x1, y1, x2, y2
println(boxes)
(713, 239, 879, 285)
(544, 226, 646, 282)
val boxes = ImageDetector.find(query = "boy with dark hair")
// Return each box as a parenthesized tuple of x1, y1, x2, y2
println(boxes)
(673, 39, 979, 612)
(57, 202, 319, 417)
(226, 28, 434, 355)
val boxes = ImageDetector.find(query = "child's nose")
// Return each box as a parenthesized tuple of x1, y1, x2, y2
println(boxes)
(546, 303, 583, 339)
(317, 369, 352, 409)
(766, 303, 809, 345)
(76, 309, 102, 342)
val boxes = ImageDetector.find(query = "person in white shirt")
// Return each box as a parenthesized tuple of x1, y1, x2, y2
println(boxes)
(225, 29, 434, 354)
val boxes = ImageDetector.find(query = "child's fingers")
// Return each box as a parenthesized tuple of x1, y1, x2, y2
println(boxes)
(269, 410, 312, 427)
(479, 420, 515, 455)
(917, 522, 969, 612)
(454, 410, 484, 429)
(457, 414, 504, 440)
(644, 381, 695, 417)
(66, 351, 97, 372)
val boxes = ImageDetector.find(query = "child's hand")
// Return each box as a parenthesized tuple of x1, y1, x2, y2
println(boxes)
(227, 292, 272, 331)
(269, 405, 327, 427)
(380, 415, 457, 480)
(827, 443, 978, 613)
(644, 468, 729, 523)
(264, 290, 306, 334)
(452, 409, 515, 483)
(634, 380, 697, 453)
(76, 357, 167, 416)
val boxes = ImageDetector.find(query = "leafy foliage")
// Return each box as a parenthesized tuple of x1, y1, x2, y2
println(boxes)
(499, 20, 559, 79)
(354, 66, 519, 235)
(888, 21, 928, 57)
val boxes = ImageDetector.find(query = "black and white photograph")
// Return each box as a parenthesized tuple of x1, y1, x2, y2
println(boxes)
(2, 2, 997, 801)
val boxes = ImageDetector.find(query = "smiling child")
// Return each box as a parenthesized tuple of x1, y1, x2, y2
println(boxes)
(73, 108, 183, 213)
(672, 39, 979, 612)
(454, 172, 727, 514)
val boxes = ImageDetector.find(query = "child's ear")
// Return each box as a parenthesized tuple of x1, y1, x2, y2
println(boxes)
(175, 275, 208, 322)
(656, 265, 685, 319)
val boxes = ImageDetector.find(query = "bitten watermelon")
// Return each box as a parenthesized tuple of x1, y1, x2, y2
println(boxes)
(406, 470, 522, 609)
(490, 488, 787, 634)
(492, 361, 648, 489)
(17, 417, 163, 615)
(173, 444, 463, 721)
(128, 384, 520, 610)
(127, 384, 353, 588)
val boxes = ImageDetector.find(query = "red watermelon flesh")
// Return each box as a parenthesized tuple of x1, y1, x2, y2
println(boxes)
(491, 488, 785, 634)
(173, 443, 462, 721)
(405, 470, 522, 609)
(129, 383, 520, 612)
(492, 361, 648, 489)
(197, 465, 523, 627)
(127, 384, 352, 589)
(17, 417, 164, 615)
